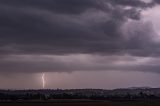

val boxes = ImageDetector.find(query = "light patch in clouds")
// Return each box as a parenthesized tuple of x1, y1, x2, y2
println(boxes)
(141, 5, 160, 41)
(140, 0, 153, 3)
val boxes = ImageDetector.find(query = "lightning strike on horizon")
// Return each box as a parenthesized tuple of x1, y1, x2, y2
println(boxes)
(42, 73, 45, 89)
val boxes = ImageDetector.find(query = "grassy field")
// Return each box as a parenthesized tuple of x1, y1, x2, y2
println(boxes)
(1, 100, 160, 106)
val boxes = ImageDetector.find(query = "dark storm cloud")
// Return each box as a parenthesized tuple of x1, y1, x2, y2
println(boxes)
(0, 0, 160, 73)
(0, 55, 160, 73)
(0, 0, 156, 56)
(0, 0, 102, 14)
(152, 0, 160, 4)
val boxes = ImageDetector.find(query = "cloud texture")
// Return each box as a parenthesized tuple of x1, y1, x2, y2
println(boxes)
(0, 0, 160, 73)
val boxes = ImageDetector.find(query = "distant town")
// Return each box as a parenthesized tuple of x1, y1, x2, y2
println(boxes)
(0, 87, 160, 101)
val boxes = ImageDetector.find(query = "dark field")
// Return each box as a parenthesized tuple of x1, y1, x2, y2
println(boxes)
(1, 100, 160, 106)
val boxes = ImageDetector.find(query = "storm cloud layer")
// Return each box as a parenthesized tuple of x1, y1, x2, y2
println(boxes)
(0, 0, 155, 55)
(0, 0, 160, 73)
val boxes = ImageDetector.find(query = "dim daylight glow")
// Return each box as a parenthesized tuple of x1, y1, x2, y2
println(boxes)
(42, 73, 46, 89)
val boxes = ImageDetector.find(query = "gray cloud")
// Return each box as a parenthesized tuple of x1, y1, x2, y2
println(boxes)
(0, 0, 103, 14)
(0, 54, 159, 73)
(0, 0, 160, 74)
(0, 0, 156, 56)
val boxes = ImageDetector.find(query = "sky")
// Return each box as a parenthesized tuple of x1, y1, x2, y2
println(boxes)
(1, 0, 160, 89)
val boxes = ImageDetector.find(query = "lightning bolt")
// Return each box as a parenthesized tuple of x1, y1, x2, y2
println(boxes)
(42, 73, 45, 89)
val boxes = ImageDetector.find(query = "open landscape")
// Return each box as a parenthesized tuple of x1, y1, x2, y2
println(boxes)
(1, 0, 160, 105)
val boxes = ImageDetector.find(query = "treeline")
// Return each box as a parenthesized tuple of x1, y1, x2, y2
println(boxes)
(0, 91, 159, 101)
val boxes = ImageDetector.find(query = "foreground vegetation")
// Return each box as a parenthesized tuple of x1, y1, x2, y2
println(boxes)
(1, 89, 160, 105)
(1, 100, 160, 106)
